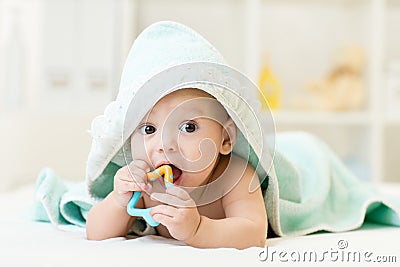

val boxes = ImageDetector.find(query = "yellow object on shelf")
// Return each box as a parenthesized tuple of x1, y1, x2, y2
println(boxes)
(258, 62, 281, 110)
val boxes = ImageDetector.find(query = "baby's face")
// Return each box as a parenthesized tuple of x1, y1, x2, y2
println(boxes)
(130, 89, 231, 187)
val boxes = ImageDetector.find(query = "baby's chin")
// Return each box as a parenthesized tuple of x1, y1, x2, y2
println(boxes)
(169, 161, 216, 187)
(174, 171, 212, 188)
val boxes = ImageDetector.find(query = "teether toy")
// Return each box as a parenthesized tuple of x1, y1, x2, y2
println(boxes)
(126, 165, 174, 227)
(146, 165, 174, 187)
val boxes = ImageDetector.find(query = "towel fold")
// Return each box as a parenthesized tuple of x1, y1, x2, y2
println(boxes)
(267, 132, 400, 236)
(32, 168, 92, 227)
(32, 168, 157, 236)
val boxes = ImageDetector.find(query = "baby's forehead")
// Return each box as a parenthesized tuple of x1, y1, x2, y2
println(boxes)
(148, 88, 228, 120)
(161, 88, 214, 101)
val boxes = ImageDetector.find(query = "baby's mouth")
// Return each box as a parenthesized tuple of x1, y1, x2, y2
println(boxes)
(170, 164, 183, 185)
(154, 163, 183, 185)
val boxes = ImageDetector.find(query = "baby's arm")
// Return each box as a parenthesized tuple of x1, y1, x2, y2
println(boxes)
(86, 191, 138, 240)
(150, 161, 267, 249)
(187, 164, 267, 249)
(86, 160, 150, 240)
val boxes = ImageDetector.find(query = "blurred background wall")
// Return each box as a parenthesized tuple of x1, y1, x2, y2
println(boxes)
(1, 0, 399, 191)
(0, 0, 136, 191)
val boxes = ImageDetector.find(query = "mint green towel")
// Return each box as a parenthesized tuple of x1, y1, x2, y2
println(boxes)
(266, 131, 400, 236)
(32, 168, 92, 227)
(32, 131, 400, 236)
(32, 168, 156, 235)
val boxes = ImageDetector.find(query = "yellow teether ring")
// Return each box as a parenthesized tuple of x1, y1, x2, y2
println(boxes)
(146, 165, 173, 187)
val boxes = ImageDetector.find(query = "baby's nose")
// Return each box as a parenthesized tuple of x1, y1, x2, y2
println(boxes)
(156, 131, 178, 152)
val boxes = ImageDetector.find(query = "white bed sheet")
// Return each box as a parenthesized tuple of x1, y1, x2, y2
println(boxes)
(1, 184, 399, 267)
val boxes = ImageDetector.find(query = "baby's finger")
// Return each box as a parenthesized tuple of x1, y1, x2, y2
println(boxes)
(150, 204, 178, 217)
(115, 167, 133, 182)
(117, 167, 147, 184)
(165, 186, 192, 201)
(150, 192, 194, 208)
(150, 205, 177, 227)
(129, 160, 151, 173)
(129, 168, 148, 183)
(151, 213, 174, 227)
(115, 180, 149, 193)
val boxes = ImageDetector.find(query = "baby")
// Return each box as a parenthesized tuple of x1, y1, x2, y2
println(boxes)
(86, 88, 267, 249)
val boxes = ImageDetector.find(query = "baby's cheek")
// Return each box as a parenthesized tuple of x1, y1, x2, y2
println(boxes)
(131, 135, 149, 160)
(178, 139, 201, 160)
(187, 139, 218, 165)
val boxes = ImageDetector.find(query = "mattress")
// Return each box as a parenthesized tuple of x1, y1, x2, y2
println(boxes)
(1, 184, 399, 267)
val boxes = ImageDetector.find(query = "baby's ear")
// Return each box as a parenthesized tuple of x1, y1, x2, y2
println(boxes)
(220, 118, 237, 155)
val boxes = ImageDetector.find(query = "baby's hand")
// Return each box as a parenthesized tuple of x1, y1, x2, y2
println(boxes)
(112, 160, 151, 207)
(150, 186, 201, 242)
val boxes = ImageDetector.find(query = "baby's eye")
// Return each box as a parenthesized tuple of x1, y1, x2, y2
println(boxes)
(180, 122, 197, 133)
(140, 125, 156, 135)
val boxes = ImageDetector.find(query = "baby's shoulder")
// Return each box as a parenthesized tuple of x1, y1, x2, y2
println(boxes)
(218, 154, 259, 194)
(229, 154, 257, 178)
(220, 154, 260, 204)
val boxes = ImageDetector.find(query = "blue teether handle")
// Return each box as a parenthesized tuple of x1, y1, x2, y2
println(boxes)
(127, 191, 160, 227)
(126, 181, 174, 227)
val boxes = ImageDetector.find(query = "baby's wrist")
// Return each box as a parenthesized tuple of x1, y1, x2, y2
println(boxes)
(184, 215, 203, 245)
(109, 191, 129, 210)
